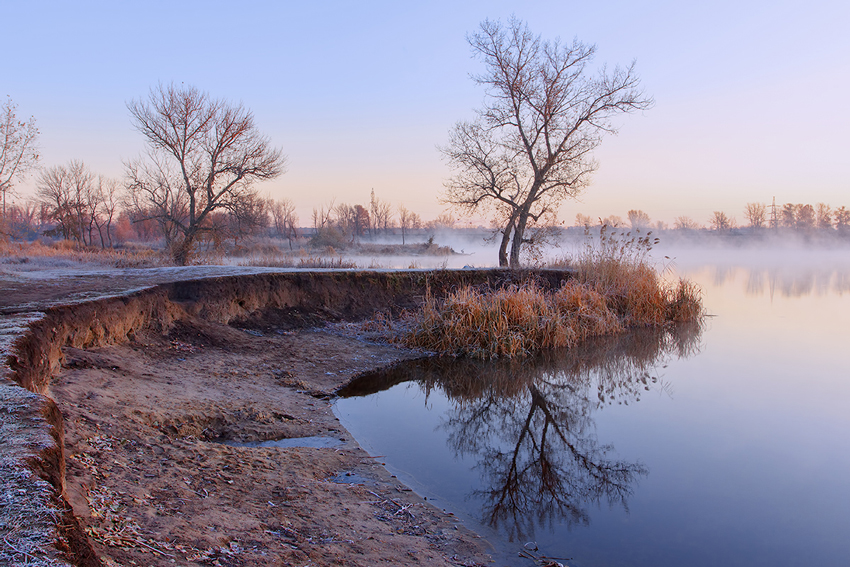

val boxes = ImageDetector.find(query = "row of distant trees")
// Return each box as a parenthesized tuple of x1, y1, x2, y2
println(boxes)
(310, 190, 456, 247)
(575, 203, 850, 233)
(1, 87, 458, 262)
(2, 164, 458, 252)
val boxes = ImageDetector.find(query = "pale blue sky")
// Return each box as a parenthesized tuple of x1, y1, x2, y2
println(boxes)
(5, 0, 848, 226)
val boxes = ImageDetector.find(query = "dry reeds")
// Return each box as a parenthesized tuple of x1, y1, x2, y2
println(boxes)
(569, 226, 704, 325)
(404, 281, 622, 358)
(238, 251, 358, 269)
(402, 227, 703, 359)
(0, 240, 166, 268)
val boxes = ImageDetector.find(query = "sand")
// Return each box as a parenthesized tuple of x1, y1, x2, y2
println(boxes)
(50, 316, 492, 566)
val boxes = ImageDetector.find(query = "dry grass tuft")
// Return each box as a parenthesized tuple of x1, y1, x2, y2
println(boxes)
(402, 227, 703, 359)
(404, 281, 621, 358)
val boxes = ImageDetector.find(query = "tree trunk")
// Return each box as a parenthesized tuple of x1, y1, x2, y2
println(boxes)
(498, 216, 515, 267)
(509, 207, 529, 268)
(172, 229, 197, 265)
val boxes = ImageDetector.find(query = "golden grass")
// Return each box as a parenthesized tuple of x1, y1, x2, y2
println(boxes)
(402, 227, 703, 359)
(568, 226, 704, 325)
(404, 281, 621, 358)
(0, 240, 166, 268)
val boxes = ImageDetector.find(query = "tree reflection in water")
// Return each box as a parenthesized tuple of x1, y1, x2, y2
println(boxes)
(337, 322, 703, 542)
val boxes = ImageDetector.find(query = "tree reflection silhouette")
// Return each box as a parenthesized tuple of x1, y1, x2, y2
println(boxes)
(337, 323, 703, 541)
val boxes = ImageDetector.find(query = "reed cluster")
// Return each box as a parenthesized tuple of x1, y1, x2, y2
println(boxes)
(404, 281, 624, 358)
(569, 226, 703, 325)
(404, 227, 703, 359)
(239, 253, 357, 269)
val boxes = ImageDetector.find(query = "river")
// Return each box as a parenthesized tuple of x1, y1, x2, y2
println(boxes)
(334, 252, 850, 566)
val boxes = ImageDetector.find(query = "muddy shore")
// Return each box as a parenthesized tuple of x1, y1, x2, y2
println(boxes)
(1, 267, 571, 566)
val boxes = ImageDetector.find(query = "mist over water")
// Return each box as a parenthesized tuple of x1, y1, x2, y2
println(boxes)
(335, 228, 850, 279)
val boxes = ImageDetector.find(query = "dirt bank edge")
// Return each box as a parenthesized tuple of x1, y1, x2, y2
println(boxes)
(1, 268, 571, 566)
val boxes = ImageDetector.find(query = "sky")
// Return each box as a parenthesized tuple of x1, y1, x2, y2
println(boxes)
(4, 0, 849, 227)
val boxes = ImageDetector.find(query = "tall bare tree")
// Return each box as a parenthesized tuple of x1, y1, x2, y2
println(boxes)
(37, 160, 96, 244)
(369, 189, 394, 235)
(1, 97, 40, 221)
(442, 18, 652, 267)
(92, 176, 120, 248)
(125, 84, 285, 264)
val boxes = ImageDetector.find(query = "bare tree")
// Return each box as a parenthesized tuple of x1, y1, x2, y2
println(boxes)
(815, 203, 833, 230)
(674, 216, 700, 230)
(574, 213, 593, 228)
(627, 209, 651, 230)
(795, 204, 815, 230)
(312, 199, 336, 232)
(398, 204, 421, 245)
(442, 18, 652, 267)
(709, 211, 734, 231)
(353, 205, 370, 238)
(4, 200, 41, 240)
(0, 97, 40, 221)
(125, 84, 285, 264)
(227, 192, 268, 245)
(269, 197, 298, 249)
(426, 212, 456, 231)
(744, 202, 766, 228)
(780, 203, 797, 229)
(367, 190, 394, 235)
(602, 215, 625, 228)
(37, 160, 96, 244)
(92, 176, 120, 248)
(835, 206, 850, 234)
(332, 202, 353, 235)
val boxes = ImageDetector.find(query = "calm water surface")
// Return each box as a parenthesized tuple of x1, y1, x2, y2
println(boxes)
(334, 261, 850, 566)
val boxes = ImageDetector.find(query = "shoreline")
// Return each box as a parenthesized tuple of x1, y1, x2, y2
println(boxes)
(1, 267, 570, 566)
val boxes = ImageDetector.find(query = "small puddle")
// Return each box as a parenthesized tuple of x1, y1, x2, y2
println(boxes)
(220, 436, 343, 449)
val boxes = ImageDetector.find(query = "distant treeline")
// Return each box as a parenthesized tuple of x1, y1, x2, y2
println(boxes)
(575, 202, 850, 234)
(0, 171, 457, 250)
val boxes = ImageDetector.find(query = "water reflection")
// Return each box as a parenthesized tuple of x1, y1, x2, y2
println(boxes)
(338, 323, 702, 542)
(707, 264, 850, 297)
